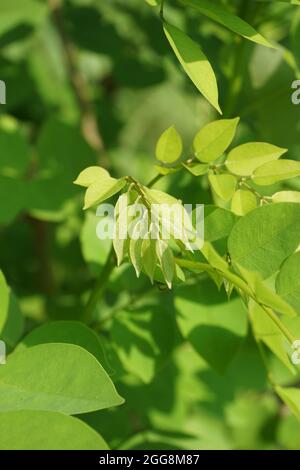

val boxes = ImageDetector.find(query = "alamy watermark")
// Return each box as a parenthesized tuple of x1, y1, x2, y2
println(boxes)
(291, 340, 300, 365)
(0, 80, 6, 105)
(0, 340, 6, 365)
(291, 80, 300, 105)
(95, 198, 204, 250)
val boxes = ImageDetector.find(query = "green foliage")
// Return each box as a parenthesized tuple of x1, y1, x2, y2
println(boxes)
(2, 0, 300, 451)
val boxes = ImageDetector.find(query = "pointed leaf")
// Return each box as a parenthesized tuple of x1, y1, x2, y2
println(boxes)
(253, 160, 300, 186)
(0, 410, 109, 450)
(183, 0, 275, 49)
(163, 22, 221, 113)
(155, 126, 182, 164)
(193, 118, 239, 163)
(208, 173, 236, 201)
(0, 343, 124, 414)
(231, 189, 257, 215)
(226, 142, 287, 176)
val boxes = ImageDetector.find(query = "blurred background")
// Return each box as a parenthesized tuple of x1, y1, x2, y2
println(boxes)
(1, 0, 300, 449)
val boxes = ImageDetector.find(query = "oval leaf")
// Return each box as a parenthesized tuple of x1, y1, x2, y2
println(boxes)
(0, 410, 109, 450)
(228, 203, 300, 279)
(155, 126, 182, 164)
(208, 173, 236, 201)
(0, 343, 124, 414)
(193, 117, 239, 163)
(226, 142, 287, 176)
(252, 160, 300, 186)
(231, 189, 257, 215)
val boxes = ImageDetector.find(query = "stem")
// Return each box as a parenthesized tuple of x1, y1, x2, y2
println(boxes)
(147, 173, 163, 188)
(239, 179, 270, 203)
(82, 246, 116, 324)
(223, 0, 255, 117)
(175, 257, 295, 345)
(160, 0, 165, 20)
(48, 0, 107, 165)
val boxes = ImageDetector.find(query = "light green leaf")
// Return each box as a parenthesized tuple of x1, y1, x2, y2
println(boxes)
(193, 118, 239, 163)
(156, 239, 175, 289)
(154, 165, 179, 175)
(183, 0, 275, 48)
(163, 22, 221, 113)
(237, 264, 296, 317)
(228, 203, 300, 279)
(275, 386, 300, 421)
(0, 343, 124, 414)
(129, 237, 143, 278)
(141, 238, 157, 283)
(0, 410, 109, 450)
(231, 189, 257, 215)
(272, 191, 300, 203)
(175, 281, 248, 373)
(73, 166, 110, 187)
(145, 0, 160, 5)
(182, 162, 209, 175)
(276, 252, 300, 312)
(249, 300, 295, 373)
(113, 193, 130, 266)
(208, 174, 236, 201)
(144, 187, 179, 205)
(155, 126, 183, 164)
(83, 177, 126, 210)
(14, 321, 112, 372)
(253, 160, 300, 186)
(226, 142, 287, 176)
(204, 205, 238, 242)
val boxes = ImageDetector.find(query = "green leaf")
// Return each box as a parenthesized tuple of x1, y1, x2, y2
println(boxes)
(155, 126, 183, 164)
(0, 343, 124, 414)
(113, 193, 130, 266)
(182, 0, 275, 49)
(74, 166, 110, 187)
(228, 203, 300, 279)
(163, 22, 221, 114)
(156, 239, 175, 289)
(226, 142, 287, 176)
(175, 281, 248, 373)
(275, 386, 300, 421)
(145, 0, 160, 5)
(0, 410, 109, 450)
(276, 252, 300, 312)
(208, 174, 236, 201)
(237, 264, 296, 317)
(193, 118, 239, 163)
(129, 236, 143, 278)
(272, 191, 300, 203)
(249, 300, 295, 373)
(204, 205, 238, 242)
(252, 160, 300, 186)
(14, 321, 112, 372)
(83, 177, 126, 210)
(141, 238, 157, 283)
(231, 189, 257, 215)
(182, 162, 209, 175)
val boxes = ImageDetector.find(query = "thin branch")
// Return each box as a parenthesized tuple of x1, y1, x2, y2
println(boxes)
(48, 0, 107, 165)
